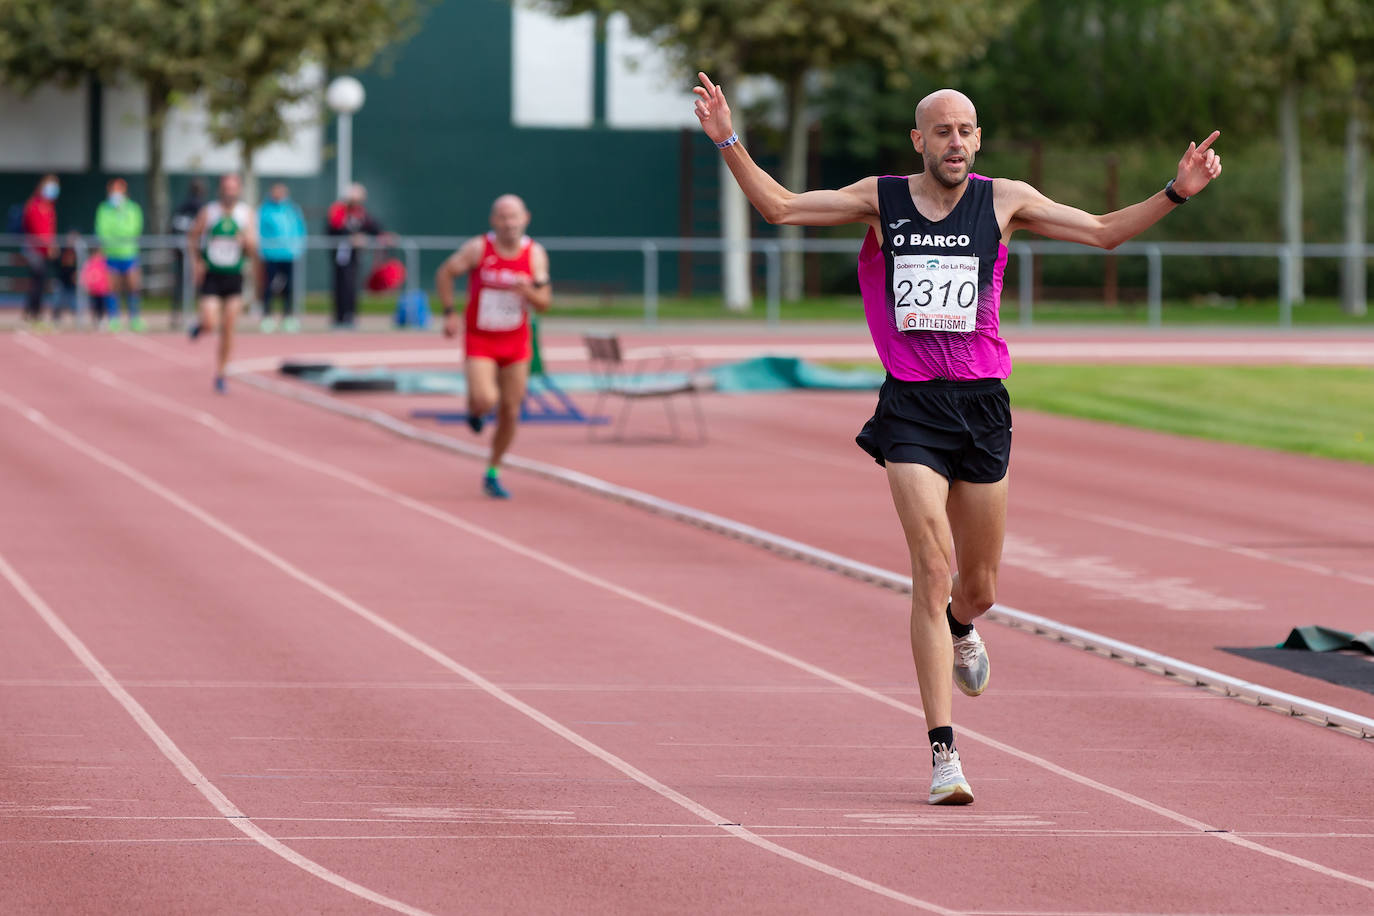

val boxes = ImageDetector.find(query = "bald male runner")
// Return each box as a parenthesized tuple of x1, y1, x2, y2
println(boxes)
(436, 195, 552, 499)
(694, 73, 1221, 803)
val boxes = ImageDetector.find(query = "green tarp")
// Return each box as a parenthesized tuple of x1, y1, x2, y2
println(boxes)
(290, 356, 886, 396)
(1278, 626, 1374, 654)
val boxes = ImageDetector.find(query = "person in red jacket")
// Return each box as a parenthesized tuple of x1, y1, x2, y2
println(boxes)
(435, 194, 552, 499)
(325, 183, 384, 329)
(21, 174, 60, 323)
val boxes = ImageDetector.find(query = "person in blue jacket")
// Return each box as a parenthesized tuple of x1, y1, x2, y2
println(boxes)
(257, 182, 306, 332)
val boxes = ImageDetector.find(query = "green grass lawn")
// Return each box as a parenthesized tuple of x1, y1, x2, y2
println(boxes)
(545, 294, 1374, 326)
(1004, 364, 1374, 464)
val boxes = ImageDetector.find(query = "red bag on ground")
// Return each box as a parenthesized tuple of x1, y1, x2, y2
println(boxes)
(367, 258, 406, 292)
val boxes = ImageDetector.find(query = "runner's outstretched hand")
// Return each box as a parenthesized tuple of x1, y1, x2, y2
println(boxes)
(693, 72, 734, 145)
(1174, 131, 1222, 197)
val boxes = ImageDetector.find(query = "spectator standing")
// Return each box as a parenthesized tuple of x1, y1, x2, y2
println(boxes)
(20, 174, 60, 324)
(54, 231, 80, 326)
(94, 177, 145, 331)
(326, 182, 383, 329)
(257, 182, 306, 332)
(168, 179, 207, 328)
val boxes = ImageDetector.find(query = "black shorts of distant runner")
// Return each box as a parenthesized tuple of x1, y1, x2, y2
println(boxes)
(200, 272, 244, 298)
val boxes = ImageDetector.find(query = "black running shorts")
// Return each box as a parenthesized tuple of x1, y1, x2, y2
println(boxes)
(200, 271, 244, 299)
(855, 376, 1012, 483)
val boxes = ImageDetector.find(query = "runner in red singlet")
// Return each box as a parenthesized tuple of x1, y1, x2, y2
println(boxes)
(435, 195, 552, 499)
(694, 72, 1222, 804)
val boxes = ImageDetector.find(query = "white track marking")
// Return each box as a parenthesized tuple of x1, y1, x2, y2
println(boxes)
(0, 550, 432, 916)
(6, 813, 1374, 841)
(0, 389, 956, 915)
(1054, 507, 1374, 588)
(15, 344, 1374, 892)
(1000, 534, 1262, 612)
(113, 331, 201, 367)
(217, 338, 1374, 375)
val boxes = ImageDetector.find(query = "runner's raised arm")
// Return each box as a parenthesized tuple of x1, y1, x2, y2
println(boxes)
(693, 72, 878, 229)
(998, 131, 1222, 249)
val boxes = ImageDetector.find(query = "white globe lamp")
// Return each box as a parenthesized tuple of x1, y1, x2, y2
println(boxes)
(326, 76, 366, 199)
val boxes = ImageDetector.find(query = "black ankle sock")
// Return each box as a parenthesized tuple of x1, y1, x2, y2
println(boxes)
(946, 602, 974, 638)
(928, 726, 955, 760)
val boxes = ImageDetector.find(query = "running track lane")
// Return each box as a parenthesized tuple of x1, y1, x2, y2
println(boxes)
(3, 335, 1373, 914)
(240, 341, 1373, 720)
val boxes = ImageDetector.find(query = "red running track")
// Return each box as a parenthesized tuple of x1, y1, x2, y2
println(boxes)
(2, 330, 1372, 915)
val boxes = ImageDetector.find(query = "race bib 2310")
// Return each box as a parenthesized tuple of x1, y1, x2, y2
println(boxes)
(893, 255, 979, 333)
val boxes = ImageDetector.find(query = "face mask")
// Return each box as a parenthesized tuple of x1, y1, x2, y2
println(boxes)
(41, 181, 59, 200)
(109, 192, 126, 207)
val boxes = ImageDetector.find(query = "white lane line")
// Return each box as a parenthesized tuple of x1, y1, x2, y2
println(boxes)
(0, 549, 431, 916)
(21, 345, 1374, 892)
(113, 332, 201, 367)
(6, 813, 1373, 842)
(0, 389, 956, 915)
(9, 828, 1374, 849)
(1055, 507, 1374, 589)
(217, 339, 1374, 375)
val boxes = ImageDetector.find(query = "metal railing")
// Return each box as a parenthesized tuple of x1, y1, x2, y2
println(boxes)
(2, 232, 1369, 328)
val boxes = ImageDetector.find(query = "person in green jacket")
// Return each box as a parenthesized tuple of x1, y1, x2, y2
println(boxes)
(94, 177, 145, 331)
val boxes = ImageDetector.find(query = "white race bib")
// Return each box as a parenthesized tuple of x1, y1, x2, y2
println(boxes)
(475, 288, 526, 332)
(893, 254, 979, 333)
(206, 236, 242, 268)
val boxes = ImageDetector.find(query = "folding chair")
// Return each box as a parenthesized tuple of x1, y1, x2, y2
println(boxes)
(583, 333, 707, 443)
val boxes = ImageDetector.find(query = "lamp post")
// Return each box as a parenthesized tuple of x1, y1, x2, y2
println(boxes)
(325, 76, 366, 200)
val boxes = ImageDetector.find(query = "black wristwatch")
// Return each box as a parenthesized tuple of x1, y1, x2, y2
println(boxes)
(1164, 179, 1189, 205)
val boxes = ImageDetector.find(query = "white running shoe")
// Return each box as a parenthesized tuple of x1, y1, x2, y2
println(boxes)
(953, 628, 990, 697)
(929, 743, 974, 805)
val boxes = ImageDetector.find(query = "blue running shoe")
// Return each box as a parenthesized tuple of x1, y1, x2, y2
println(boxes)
(482, 474, 510, 499)
(214, 376, 227, 394)
(188, 322, 203, 341)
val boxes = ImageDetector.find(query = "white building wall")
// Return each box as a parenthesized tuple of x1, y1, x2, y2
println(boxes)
(605, 14, 698, 129)
(512, 4, 698, 130)
(511, 5, 595, 127)
(0, 84, 89, 171)
(101, 69, 323, 176)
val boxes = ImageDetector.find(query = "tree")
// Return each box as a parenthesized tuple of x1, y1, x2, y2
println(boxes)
(0, 0, 422, 234)
(537, 0, 1025, 306)
(202, 0, 424, 210)
(0, 0, 220, 240)
(1178, 0, 1374, 310)
(1328, 1, 1373, 316)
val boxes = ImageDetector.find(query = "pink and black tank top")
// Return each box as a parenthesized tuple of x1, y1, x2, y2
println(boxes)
(857, 174, 1011, 381)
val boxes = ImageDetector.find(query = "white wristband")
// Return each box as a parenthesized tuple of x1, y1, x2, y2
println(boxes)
(715, 132, 739, 150)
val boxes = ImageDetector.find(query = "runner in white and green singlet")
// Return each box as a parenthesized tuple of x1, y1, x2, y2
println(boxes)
(187, 173, 256, 394)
